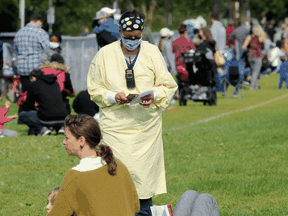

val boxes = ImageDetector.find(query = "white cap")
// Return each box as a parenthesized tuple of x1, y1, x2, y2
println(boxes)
(160, 27, 174, 37)
(100, 7, 116, 14)
(93, 11, 108, 20)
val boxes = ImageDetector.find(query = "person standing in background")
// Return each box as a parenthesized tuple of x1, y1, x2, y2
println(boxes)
(14, 13, 49, 93)
(92, 11, 118, 49)
(265, 21, 276, 42)
(172, 23, 195, 83)
(229, 20, 250, 60)
(40, 32, 62, 64)
(87, 10, 177, 215)
(210, 13, 226, 52)
(243, 24, 266, 90)
(79, 26, 89, 36)
(99, 7, 121, 39)
(158, 27, 176, 75)
(226, 19, 235, 48)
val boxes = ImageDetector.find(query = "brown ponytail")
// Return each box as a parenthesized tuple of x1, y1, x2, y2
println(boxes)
(97, 144, 117, 176)
(64, 114, 117, 176)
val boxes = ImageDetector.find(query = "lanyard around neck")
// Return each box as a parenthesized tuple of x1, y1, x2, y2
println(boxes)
(125, 50, 140, 69)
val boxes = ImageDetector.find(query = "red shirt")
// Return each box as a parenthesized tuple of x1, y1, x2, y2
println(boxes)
(172, 35, 195, 81)
(0, 106, 12, 129)
(249, 35, 262, 58)
(226, 26, 235, 46)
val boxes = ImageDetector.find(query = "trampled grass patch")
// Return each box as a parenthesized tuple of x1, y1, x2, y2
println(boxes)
(1, 74, 288, 215)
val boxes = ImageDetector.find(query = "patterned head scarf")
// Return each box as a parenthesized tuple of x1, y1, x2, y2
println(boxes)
(120, 17, 144, 31)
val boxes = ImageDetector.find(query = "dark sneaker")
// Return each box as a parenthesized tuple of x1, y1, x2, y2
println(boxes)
(40, 127, 51, 136)
(57, 126, 65, 135)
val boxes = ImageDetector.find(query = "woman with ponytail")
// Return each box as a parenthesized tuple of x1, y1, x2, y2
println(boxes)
(47, 114, 139, 216)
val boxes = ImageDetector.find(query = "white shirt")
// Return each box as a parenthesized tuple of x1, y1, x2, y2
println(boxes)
(72, 157, 106, 172)
(269, 47, 285, 67)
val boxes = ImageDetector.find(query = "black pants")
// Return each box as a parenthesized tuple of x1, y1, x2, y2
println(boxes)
(19, 76, 31, 92)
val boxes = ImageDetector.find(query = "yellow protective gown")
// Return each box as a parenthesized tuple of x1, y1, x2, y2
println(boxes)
(87, 40, 178, 199)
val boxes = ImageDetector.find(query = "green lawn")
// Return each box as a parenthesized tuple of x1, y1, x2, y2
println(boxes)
(1, 74, 288, 215)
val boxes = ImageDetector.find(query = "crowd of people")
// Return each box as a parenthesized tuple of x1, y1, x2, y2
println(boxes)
(158, 13, 288, 99)
(1, 5, 288, 216)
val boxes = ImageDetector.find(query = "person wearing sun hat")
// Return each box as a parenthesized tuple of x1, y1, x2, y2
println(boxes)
(92, 10, 118, 48)
(100, 7, 116, 18)
(94, 7, 120, 39)
(87, 9, 178, 216)
(158, 27, 176, 75)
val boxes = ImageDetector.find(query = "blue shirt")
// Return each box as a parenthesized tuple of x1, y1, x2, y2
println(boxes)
(13, 23, 50, 76)
(211, 21, 226, 52)
(93, 18, 121, 39)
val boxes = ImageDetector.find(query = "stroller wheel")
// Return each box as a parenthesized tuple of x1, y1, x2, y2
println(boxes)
(207, 88, 217, 106)
(212, 91, 217, 105)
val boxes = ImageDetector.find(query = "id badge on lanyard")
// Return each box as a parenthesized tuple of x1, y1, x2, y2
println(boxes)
(125, 51, 139, 89)
(125, 67, 135, 88)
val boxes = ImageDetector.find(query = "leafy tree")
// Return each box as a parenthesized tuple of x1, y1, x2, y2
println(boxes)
(1, 0, 288, 35)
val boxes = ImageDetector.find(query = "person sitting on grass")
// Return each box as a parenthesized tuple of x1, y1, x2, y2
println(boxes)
(0, 96, 19, 137)
(40, 53, 75, 114)
(18, 69, 68, 136)
(46, 186, 77, 216)
(173, 190, 220, 216)
(46, 186, 60, 214)
(47, 114, 139, 216)
(72, 89, 99, 119)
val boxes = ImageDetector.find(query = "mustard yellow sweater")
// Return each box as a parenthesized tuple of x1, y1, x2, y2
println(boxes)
(48, 160, 140, 216)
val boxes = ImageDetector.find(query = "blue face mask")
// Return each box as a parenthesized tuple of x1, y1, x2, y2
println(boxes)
(122, 36, 142, 51)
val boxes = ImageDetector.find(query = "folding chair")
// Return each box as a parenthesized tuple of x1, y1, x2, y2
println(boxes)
(222, 59, 244, 98)
(222, 48, 235, 62)
(216, 49, 235, 93)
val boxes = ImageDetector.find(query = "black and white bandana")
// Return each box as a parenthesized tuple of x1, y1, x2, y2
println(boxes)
(120, 17, 145, 31)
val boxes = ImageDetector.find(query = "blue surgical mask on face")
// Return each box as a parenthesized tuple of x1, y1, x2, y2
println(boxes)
(121, 36, 142, 51)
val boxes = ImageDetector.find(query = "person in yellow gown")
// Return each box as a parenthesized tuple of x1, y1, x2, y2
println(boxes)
(87, 9, 178, 216)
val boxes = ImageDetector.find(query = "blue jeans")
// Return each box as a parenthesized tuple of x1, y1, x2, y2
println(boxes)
(173, 190, 219, 216)
(235, 40, 243, 60)
(136, 198, 153, 216)
(19, 111, 44, 133)
(278, 76, 288, 89)
(0, 128, 19, 137)
(19, 111, 64, 134)
(248, 56, 262, 89)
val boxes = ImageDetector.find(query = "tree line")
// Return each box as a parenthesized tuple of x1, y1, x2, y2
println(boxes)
(0, 0, 288, 36)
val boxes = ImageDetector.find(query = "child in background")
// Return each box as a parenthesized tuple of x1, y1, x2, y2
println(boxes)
(46, 187, 60, 214)
(0, 93, 19, 137)
(46, 186, 77, 215)
(269, 41, 286, 73)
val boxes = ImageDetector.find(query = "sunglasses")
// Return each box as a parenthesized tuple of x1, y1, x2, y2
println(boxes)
(123, 36, 142, 40)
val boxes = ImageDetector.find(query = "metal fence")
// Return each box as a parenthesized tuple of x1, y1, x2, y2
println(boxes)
(61, 34, 98, 92)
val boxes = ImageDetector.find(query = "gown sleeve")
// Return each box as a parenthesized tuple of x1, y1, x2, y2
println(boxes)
(87, 50, 116, 108)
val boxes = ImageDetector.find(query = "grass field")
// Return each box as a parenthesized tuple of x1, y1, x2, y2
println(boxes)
(1, 74, 288, 215)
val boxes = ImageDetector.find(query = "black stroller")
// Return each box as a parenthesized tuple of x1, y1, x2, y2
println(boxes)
(179, 49, 218, 106)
